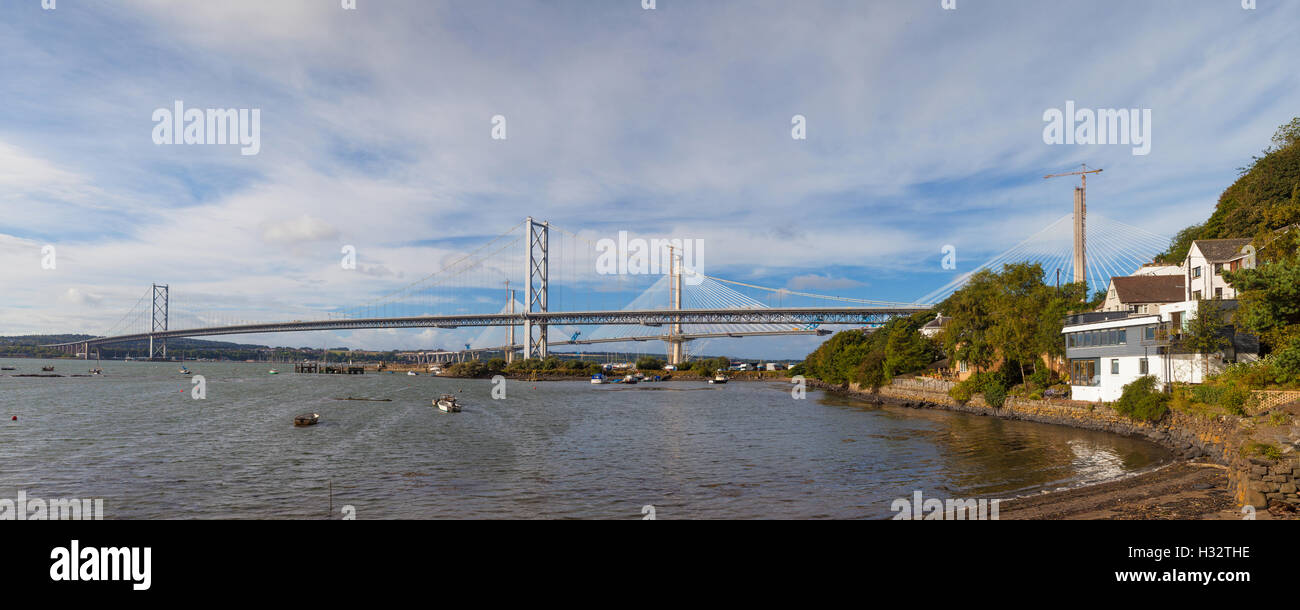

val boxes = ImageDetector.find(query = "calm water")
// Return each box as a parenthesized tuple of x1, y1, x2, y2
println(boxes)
(0, 357, 1171, 519)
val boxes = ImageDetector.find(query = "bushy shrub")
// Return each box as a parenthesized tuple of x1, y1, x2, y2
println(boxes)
(949, 381, 974, 404)
(1271, 337, 1300, 385)
(1218, 385, 1252, 416)
(1217, 360, 1278, 390)
(984, 383, 1008, 408)
(1113, 376, 1170, 422)
(1027, 367, 1051, 388)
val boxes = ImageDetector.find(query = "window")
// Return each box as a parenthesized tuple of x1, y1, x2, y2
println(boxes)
(1139, 358, 1149, 375)
(1215, 287, 1223, 299)
(1143, 326, 1156, 341)
(1214, 263, 1223, 275)
(1070, 359, 1099, 386)
(1111, 359, 1119, 374)
(1118, 328, 1127, 345)
(1192, 266, 1202, 278)
(1192, 290, 1201, 300)
(959, 361, 968, 372)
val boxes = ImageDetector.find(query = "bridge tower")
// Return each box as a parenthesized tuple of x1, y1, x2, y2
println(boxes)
(666, 245, 685, 366)
(505, 283, 517, 364)
(149, 283, 169, 360)
(1044, 164, 1101, 290)
(523, 217, 548, 360)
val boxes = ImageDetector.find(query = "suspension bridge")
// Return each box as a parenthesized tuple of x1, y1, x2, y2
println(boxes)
(45, 206, 1171, 363)
(44, 218, 930, 364)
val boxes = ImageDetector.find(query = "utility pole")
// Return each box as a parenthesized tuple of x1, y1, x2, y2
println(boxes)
(1044, 164, 1102, 290)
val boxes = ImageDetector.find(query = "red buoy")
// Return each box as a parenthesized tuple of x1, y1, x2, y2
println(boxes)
(10, 416, 15, 421)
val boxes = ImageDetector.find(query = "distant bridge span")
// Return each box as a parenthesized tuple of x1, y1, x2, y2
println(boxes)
(45, 306, 929, 350)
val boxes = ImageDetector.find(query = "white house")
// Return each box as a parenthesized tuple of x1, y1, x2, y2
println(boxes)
(1063, 301, 1255, 402)
(1184, 238, 1253, 301)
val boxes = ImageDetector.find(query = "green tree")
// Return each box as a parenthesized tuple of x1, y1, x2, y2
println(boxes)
(1178, 300, 1230, 379)
(636, 356, 665, 370)
(1224, 253, 1300, 350)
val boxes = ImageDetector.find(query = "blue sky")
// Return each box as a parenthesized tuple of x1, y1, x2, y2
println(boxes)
(1, 0, 1297, 358)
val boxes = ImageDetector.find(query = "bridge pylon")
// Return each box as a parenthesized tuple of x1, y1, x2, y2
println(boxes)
(149, 283, 169, 360)
(523, 217, 548, 360)
(665, 245, 687, 366)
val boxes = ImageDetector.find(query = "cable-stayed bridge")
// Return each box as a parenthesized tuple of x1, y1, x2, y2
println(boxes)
(46, 211, 1169, 362)
(46, 218, 928, 363)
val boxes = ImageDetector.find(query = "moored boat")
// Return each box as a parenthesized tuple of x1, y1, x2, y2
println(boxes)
(590, 373, 606, 384)
(293, 413, 320, 426)
(708, 371, 728, 384)
(622, 374, 638, 385)
(434, 394, 462, 412)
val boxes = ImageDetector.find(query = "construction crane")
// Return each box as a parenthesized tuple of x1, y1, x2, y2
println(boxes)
(1044, 164, 1103, 288)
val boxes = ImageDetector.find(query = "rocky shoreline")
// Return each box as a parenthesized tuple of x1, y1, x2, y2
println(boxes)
(808, 378, 1300, 517)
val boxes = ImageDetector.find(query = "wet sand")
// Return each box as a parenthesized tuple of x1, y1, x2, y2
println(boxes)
(1000, 462, 1295, 520)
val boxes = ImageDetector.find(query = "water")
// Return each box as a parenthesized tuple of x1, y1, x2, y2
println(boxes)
(0, 358, 1171, 519)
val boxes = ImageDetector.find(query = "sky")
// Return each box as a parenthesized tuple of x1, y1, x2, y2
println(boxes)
(1, 0, 1297, 358)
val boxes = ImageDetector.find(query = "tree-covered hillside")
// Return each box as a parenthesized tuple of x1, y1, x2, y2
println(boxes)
(1156, 118, 1300, 263)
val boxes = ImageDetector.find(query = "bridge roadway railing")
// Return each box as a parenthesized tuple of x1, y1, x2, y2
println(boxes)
(44, 306, 931, 348)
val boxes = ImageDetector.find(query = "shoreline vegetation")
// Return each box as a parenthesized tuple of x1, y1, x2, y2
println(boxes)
(796, 119, 1300, 516)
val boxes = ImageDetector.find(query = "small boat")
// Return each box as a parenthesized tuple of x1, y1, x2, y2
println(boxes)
(1, 367, 15, 371)
(41, 366, 54, 372)
(622, 374, 638, 385)
(293, 413, 320, 426)
(434, 394, 462, 413)
(590, 373, 606, 384)
(708, 371, 728, 384)
(407, 371, 417, 376)
(179, 367, 192, 375)
(268, 369, 279, 375)
(89, 368, 103, 376)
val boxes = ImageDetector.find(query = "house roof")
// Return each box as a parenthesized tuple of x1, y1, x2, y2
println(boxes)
(920, 315, 949, 330)
(1110, 274, 1185, 304)
(1193, 238, 1252, 262)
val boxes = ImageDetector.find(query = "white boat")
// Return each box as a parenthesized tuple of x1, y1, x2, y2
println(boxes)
(434, 394, 462, 412)
(590, 374, 606, 384)
(622, 374, 638, 385)
(407, 371, 418, 376)
(708, 371, 728, 384)
(268, 369, 279, 375)
(179, 367, 192, 375)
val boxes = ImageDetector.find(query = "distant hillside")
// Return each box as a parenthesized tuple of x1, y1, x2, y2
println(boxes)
(1156, 118, 1300, 263)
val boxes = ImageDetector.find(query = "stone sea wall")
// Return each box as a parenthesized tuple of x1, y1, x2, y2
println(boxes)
(812, 377, 1298, 508)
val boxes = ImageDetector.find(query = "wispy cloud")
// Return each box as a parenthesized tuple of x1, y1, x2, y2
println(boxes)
(0, 0, 1296, 357)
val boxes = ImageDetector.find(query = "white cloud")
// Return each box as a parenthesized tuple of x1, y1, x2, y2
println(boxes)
(786, 274, 864, 292)
(260, 215, 340, 244)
